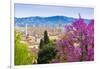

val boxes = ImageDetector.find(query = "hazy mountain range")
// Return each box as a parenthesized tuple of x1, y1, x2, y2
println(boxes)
(15, 16, 92, 27)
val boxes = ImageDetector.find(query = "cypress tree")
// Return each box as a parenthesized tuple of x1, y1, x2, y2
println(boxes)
(39, 39, 44, 49)
(44, 30, 49, 44)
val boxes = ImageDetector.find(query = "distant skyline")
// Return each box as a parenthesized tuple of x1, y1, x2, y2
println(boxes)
(15, 3, 94, 19)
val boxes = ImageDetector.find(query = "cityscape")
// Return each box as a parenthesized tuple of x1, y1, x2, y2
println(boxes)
(14, 3, 94, 65)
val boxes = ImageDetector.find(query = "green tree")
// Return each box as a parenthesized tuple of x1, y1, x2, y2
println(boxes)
(14, 31, 33, 65)
(38, 30, 57, 64)
(38, 43, 57, 64)
(44, 30, 50, 44)
(39, 39, 44, 49)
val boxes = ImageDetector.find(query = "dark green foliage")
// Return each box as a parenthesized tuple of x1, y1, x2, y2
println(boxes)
(44, 30, 50, 44)
(38, 43, 57, 64)
(38, 30, 57, 64)
(39, 39, 44, 49)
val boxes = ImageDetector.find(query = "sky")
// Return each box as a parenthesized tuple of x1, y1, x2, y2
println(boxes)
(15, 3, 94, 19)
